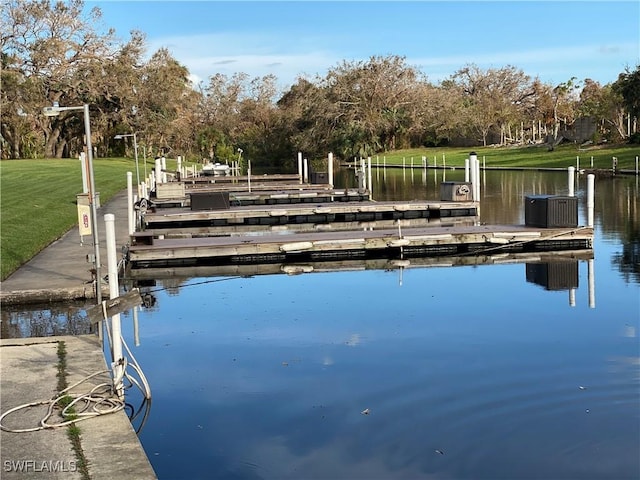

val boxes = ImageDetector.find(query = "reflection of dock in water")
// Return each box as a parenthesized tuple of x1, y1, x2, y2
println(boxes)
(126, 249, 593, 280)
(126, 250, 597, 308)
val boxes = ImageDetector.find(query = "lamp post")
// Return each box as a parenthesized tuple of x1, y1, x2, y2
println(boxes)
(114, 133, 140, 185)
(43, 103, 102, 304)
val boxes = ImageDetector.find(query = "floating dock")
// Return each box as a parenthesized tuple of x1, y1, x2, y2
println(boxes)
(152, 186, 371, 207)
(141, 200, 477, 230)
(126, 166, 594, 272)
(127, 224, 593, 268)
(133, 216, 475, 239)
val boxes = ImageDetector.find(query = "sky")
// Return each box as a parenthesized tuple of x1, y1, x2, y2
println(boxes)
(89, 1, 639, 92)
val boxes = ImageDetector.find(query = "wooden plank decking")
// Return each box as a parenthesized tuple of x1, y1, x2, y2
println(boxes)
(127, 224, 593, 267)
(151, 187, 371, 207)
(133, 216, 476, 240)
(141, 200, 478, 230)
(129, 172, 593, 271)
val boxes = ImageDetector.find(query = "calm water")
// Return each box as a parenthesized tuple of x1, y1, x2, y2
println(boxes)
(4, 168, 640, 479)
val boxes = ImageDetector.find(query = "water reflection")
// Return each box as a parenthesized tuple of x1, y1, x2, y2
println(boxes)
(0, 301, 93, 338)
(525, 261, 579, 291)
(362, 167, 639, 284)
(2, 168, 638, 480)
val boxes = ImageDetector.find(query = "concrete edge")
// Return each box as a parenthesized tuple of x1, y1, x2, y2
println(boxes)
(0, 286, 111, 306)
(0, 335, 157, 480)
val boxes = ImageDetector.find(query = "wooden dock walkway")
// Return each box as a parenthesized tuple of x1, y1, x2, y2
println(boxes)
(186, 173, 300, 184)
(152, 187, 371, 207)
(125, 169, 593, 273)
(133, 216, 475, 239)
(127, 224, 593, 268)
(141, 200, 478, 230)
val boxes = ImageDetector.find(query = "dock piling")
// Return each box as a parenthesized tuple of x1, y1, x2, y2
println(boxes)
(367, 156, 372, 200)
(127, 172, 134, 235)
(328, 152, 334, 187)
(587, 174, 595, 228)
(105, 213, 124, 398)
(568, 166, 575, 197)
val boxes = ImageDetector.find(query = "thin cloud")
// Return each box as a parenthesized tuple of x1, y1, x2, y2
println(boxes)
(148, 31, 637, 88)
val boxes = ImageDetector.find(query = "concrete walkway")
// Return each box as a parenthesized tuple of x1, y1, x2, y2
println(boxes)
(1, 191, 157, 479)
(0, 335, 157, 479)
(0, 190, 131, 304)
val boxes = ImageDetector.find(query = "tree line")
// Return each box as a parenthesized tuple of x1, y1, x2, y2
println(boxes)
(2, 0, 639, 169)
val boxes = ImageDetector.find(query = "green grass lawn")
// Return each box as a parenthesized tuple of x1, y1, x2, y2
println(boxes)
(1, 144, 638, 280)
(0, 157, 151, 280)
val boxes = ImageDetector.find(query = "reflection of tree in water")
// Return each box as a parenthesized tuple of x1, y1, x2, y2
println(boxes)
(0, 304, 92, 339)
(612, 217, 640, 284)
(599, 178, 640, 285)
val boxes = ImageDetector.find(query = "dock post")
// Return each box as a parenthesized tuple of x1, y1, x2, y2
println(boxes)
(568, 166, 575, 197)
(303, 157, 309, 183)
(368, 156, 372, 200)
(476, 157, 481, 202)
(248, 160, 252, 193)
(133, 306, 140, 346)
(465, 158, 470, 182)
(80, 152, 88, 193)
(636, 156, 638, 175)
(161, 156, 167, 183)
(569, 288, 576, 307)
(297, 152, 303, 184)
(155, 158, 162, 185)
(588, 258, 595, 308)
(587, 174, 595, 228)
(469, 151, 478, 201)
(105, 213, 124, 399)
(127, 172, 134, 235)
(328, 152, 334, 187)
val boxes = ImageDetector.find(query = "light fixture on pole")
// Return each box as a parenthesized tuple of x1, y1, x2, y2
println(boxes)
(43, 103, 102, 304)
(114, 132, 140, 185)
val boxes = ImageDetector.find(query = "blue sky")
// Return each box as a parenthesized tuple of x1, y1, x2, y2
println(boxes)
(89, 1, 639, 91)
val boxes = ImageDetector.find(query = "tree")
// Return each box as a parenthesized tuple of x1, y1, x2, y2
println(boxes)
(613, 64, 640, 120)
(318, 55, 421, 158)
(134, 48, 193, 157)
(448, 64, 534, 146)
(577, 79, 626, 142)
(1, 0, 121, 158)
